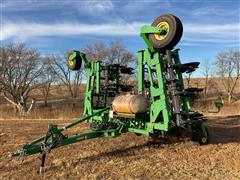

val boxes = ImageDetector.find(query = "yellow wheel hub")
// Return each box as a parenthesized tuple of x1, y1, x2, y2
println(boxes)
(68, 52, 75, 66)
(154, 21, 169, 41)
(201, 136, 207, 143)
(68, 60, 74, 66)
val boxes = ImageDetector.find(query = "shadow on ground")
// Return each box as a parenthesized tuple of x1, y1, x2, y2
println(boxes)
(78, 115, 240, 162)
(206, 115, 240, 144)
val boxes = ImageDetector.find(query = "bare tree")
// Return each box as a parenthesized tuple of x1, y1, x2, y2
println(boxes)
(215, 50, 240, 102)
(84, 42, 108, 62)
(84, 41, 136, 85)
(0, 47, 4, 93)
(50, 54, 83, 107)
(202, 58, 211, 101)
(0, 43, 43, 115)
(106, 41, 135, 66)
(84, 41, 135, 66)
(184, 73, 192, 88)
(39, 56, 56, 106)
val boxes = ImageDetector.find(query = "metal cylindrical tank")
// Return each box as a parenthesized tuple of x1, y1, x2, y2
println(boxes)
(129, 95, 148, 113)
(112, 94, 148, 114)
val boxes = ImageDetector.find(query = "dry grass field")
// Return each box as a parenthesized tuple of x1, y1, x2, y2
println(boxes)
(0, 115, 239, 179)
(0, 78, 240, 179)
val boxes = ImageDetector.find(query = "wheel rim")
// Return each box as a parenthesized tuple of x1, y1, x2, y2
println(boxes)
(201, 136, 207, 143)
(201, 125, 208, 144)
(68, 60, 74, 66)
(67, 51, 75, 67)
(154, 21, 169, 41)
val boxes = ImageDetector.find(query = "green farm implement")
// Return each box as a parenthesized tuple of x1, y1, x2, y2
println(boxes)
(12, 14, 209, 173)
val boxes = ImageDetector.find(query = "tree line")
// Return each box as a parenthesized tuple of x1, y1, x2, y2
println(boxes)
(0, 41, 135, 115)
(200, 50, 240, 103)
(0, 42, 239, 116)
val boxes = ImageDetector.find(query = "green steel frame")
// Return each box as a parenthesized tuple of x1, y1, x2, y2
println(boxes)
(12, 23, 208, 172)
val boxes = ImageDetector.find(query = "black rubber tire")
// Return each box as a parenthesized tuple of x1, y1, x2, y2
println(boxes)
(67, 51, 82, 71)
(191, 124, 209, 145)
(148, 14, 183, 50)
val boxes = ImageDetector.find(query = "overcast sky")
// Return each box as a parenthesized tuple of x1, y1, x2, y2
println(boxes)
(1, 0, 240, 76)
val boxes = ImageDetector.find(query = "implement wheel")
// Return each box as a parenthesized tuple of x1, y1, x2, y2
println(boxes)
(148, 14, 183, 50)
(191, 123, 209, 145)
(67, 51, 82, 70)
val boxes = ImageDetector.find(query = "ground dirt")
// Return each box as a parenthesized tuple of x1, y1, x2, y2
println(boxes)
(0, 116, 239, 179)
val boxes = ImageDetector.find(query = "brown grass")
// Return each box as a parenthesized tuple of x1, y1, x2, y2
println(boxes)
(0, 79, 239, 179)
(0, 116, 239, 179)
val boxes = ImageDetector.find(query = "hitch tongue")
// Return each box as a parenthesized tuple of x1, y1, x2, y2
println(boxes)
(38, 124, 54, 174)
(39, 153, 46, 174)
